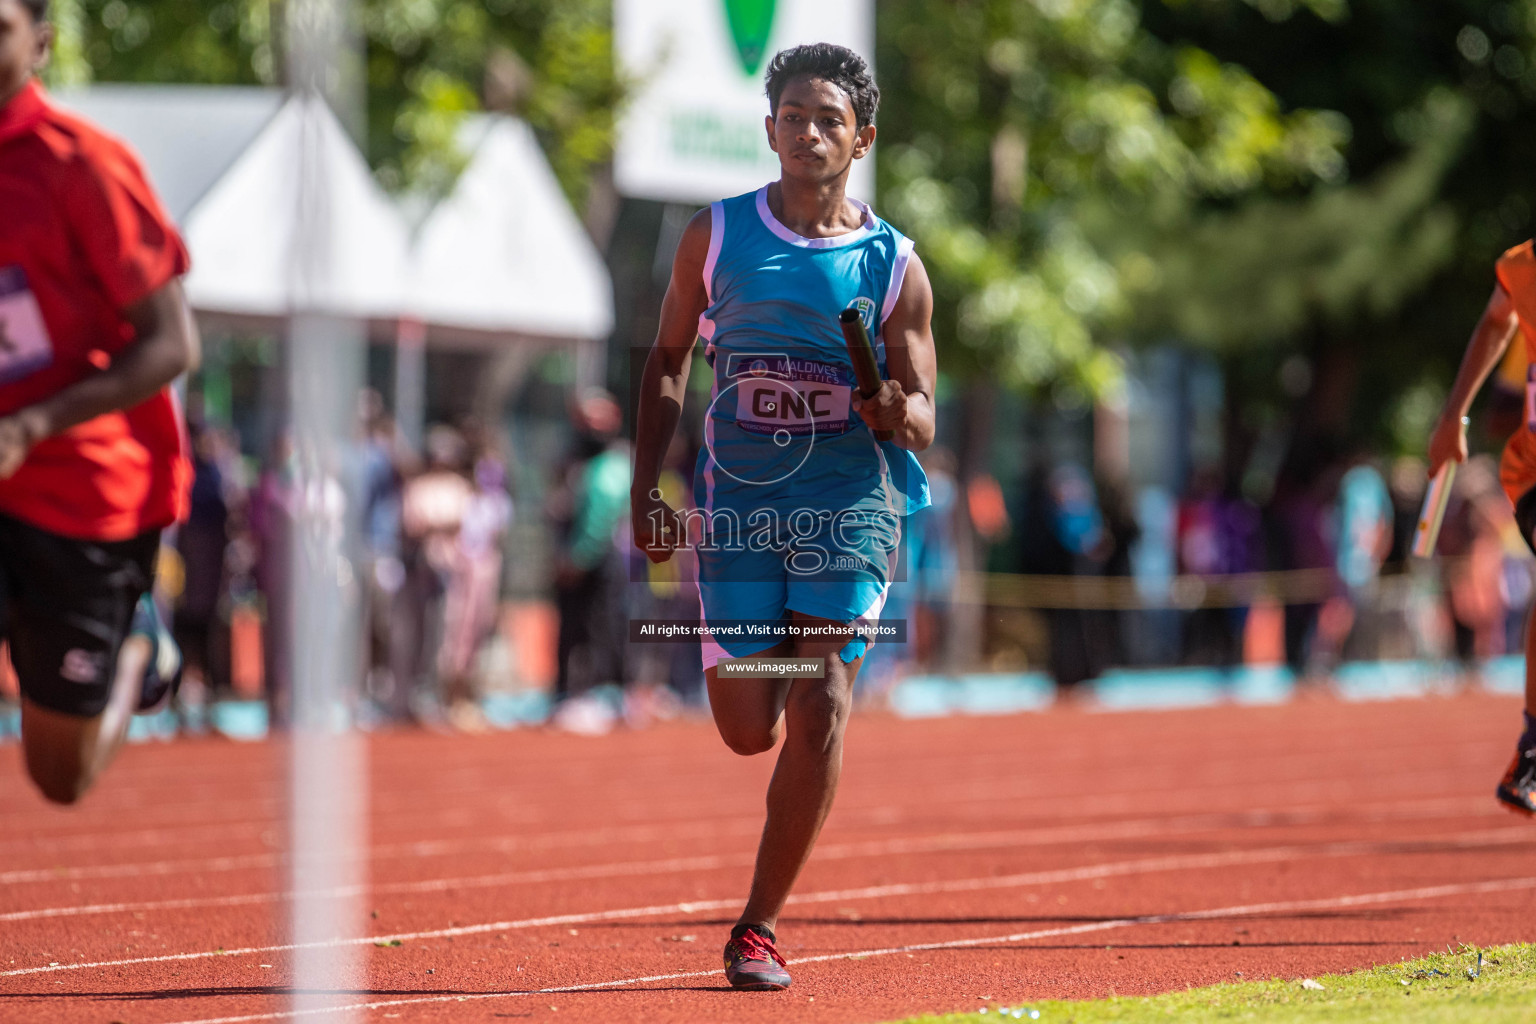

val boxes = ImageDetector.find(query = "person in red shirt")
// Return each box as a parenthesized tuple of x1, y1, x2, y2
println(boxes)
(1428, 239, 1536, 818)
(0, 0, 198, 803)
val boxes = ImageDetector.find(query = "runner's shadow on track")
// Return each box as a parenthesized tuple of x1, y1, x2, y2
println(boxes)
(602, 915, 1141, 929)
(560, 985, 745, 993)
(0, 987, 491, 1002)
(1006, 940, 1408, 952)
(24, 984, 749, 1000)
(783, 915, 1178, 926)
(597, 908, 1440, 933)
(785, 908, 1442, 927)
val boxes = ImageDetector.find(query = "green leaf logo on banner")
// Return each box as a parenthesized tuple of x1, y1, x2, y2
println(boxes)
(723, 0, 777, 76)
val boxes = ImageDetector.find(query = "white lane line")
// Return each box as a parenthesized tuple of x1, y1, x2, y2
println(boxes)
(151, 874, 1536, 1024)
(0, 791, 1497, 890)
(0, 801, 1496, 921)
(0, 813, 1220, 921)
(0, 744, 1486, 856)
(1, 826, 1523, 978)
(0, 727, 1486, 819)
(0, 806, 750, 860)
(0, 819, 759, 886)
(0, 852, 282, 886)
(0, 854, 750, 924)
(0, 823, 274, 859)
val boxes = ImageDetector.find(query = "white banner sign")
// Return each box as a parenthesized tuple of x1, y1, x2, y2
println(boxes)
(615, 0, 875, 206)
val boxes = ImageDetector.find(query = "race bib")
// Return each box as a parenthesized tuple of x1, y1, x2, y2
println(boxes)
(1528, 363, 1536, 432)
(0, 266, 54, 385)
(728, 354, 855, 437)
(734, 378, 853, 437)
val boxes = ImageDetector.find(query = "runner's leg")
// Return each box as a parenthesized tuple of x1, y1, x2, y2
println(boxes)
(1526, 600, 1535, 716)
(1496, 482, 1536, 814)
(20, 635, 149, 804)
(736, 612, 863, 932)
(6, 522, 161, 804)
(706, 639, 793, 755)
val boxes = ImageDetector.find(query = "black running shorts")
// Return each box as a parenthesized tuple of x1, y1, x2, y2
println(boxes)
(1516, 487, 1536, 558)
(0, 514, 160, 718)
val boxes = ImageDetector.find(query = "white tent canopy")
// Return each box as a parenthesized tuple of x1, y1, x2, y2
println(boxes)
(55, 87, 614, 349)
(55, 85, 283, 223)
(182, 94, 411, 321)
(408, 117, 614, 342)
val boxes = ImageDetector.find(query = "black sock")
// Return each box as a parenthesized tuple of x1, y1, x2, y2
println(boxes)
(1522, 710, 1536, 750)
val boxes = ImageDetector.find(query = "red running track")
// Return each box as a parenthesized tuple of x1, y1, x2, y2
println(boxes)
(1, 691, 1533, 1023)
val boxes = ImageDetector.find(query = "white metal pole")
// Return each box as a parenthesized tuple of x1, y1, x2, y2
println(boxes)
(284, 0, 368, 1017)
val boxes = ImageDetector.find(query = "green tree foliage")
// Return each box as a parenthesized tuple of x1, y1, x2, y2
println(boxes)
(877, 0, 1351, 393)
(1142, 0, 1536, 442)
(363, 0, 618, 203)
(48, 0, 276, 86)
(45, 0, 1536, 441)
(1131, 90, 1470, 351)
(46, 0, 618, 208)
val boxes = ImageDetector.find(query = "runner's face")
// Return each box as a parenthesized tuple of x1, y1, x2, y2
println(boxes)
(765, 74, 874, 184)
(0, 0, 50, 105)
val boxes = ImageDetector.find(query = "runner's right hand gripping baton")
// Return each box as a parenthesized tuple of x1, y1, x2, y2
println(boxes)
(1412, 459, 1458, 558)
(838, 308, 893, 441)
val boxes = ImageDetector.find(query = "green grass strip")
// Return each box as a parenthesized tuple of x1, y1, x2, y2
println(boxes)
(888, 943, 1536, 1023)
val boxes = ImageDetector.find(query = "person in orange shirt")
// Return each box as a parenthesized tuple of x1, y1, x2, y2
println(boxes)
(1428, 239, 1536, 817)
(0, 0, 198, 803)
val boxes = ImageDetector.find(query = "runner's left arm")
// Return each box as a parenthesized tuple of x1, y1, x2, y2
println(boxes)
(1427, 282, 1520, 477)
(855, 253, 937, 451)
(0, 278, 199, 478)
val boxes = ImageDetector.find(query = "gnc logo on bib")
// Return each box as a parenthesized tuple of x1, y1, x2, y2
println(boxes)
(727, 352, 855, 437)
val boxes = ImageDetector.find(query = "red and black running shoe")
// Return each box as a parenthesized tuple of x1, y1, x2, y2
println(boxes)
(723, 923, 791, 991)
(1495, 741, 1536, 817)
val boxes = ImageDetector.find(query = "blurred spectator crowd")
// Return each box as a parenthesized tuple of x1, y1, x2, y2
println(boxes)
(8, 389, 1525, 737)
(1003, 444, 1533, 692)
(164, 391, 517, 732)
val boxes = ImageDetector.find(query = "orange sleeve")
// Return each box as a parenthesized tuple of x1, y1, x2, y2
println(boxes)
(1495, 241, 1536, 349)
(55, 133, 190, 324)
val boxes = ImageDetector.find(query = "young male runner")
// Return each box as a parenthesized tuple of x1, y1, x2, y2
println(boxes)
(1428, 238, 1536, 817)
(0, 0, 196, 803)
(631, 43, 936, 990)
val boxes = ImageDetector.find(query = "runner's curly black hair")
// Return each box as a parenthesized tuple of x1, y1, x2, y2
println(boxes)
(764, 43, 879, 130)
(20, 0, 49, 21)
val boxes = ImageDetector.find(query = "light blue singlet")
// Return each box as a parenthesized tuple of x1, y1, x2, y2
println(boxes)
(694, 186, 929, 521)
(690, 185, 930, 667)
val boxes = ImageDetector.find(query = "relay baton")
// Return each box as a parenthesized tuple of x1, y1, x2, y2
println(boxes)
(838, 308, 893, 441)
(1412, 459, 1458, 558)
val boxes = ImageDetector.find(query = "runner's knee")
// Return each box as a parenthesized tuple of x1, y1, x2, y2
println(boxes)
(23, 750, 94, 805)
(717, 718, 781, 756)
(20, 700, 112, 805)
(785, 682, 850, 753)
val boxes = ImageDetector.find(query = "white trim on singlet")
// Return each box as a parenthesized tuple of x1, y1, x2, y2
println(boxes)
(869, 432, 904, 517)
(848, 562, 893, 648)
(703, 201, 725, 299)
(754, 185, 875, 249)
(879, 235, 917, 325)
(698, 201, 725, 342)
(698, 589, 732, 670)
